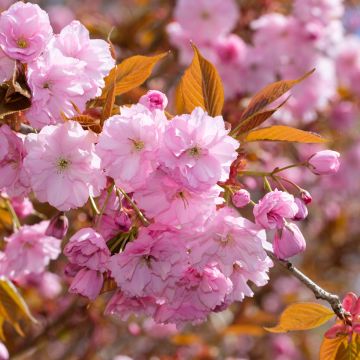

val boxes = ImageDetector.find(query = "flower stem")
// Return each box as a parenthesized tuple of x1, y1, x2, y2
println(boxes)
(116, 188, 150, 227)
(95, 184, 114, 229)
(4, 198, 20, 230)
(89, 195, 100, 215)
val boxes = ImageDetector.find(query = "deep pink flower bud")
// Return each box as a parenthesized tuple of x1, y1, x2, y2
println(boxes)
(273, 223, 306, 260)
(139, 90, 168, 111)
(307, 150, 340, 175)
(232, 189, 251, 208)
(69, 268, 103, 300)
(292, 198, 308, 221)
(45, 212, 69, 239)
(300, 190, 312, 204)
(64, 228, 110, 272)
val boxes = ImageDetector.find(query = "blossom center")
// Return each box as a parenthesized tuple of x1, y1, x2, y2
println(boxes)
(187, 146, 202, 158)
(17, 37, 28, 48)
(201, 11, 211, 20)
(129, 138, 145, 152)
(56, 157, 71, 173)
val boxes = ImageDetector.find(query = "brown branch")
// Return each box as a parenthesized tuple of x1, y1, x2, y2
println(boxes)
(267, 251, 351, 324)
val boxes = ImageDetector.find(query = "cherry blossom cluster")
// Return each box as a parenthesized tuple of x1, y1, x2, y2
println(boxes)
(0, 1, 343, 328)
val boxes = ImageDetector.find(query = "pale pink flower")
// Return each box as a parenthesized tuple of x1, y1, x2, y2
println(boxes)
(26, 49, 87, 129)
(253, 190, 298, 230)
(10, 196, 34, 218)
(133, 169, 222, 230)
(174, 0, 239, 42)
(108, 229, 187, 299)
(0, 1, 53, 62)
(0, 125, 30, 197)
(159, 107, 239, 191)
(155, 265, 232, 326)
(64, 228, 110, 272)
(24, 121, 106, 211)
(139, 90, 168, 111)
(307, 150, 340, 175)
(69, 268, 103, 300)
(188, 207, 272, 290)
(325, 292, 360, 341)
(232, 189, 251, 208)
(52, 20, 114, 99)
(105, 291, 157, 320)
(292, 198, 308, 221)
(273, 223, 306, 260)
(2, 221, 61, 279)
(0, 342, 8, 360)
(0, 48, 13, 83)
(96, 104, 166, 192)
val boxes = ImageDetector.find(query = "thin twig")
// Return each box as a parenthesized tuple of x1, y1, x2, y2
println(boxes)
(267, 251, 351, 323)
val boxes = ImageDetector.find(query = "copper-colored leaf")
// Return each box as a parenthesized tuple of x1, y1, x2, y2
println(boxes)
(171, 334, 202, 346)
(265, 303, 334, 333)
(240, 69, 315, 121)
(0, 84, 31, 120)
(175, 43, 224, 116)
(320, 335, 360, 360)
(101, 52, 168, 99)
(244, 125, 327, 143)
(233, 97, 289, 135)
(225, 324, 265, 336)
(0, 277, 37, 339)
(101, 73, 116, 124)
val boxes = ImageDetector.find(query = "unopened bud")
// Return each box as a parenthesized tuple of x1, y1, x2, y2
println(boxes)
(293, 198, 308, 221)
(45, 212, 69, 239)
(307, 150, 340, 175)
(300, 190, 312, 204)
(232, 189, 251, 208)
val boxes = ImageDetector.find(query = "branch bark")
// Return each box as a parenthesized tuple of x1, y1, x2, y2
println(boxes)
(267, 251, 351, 323)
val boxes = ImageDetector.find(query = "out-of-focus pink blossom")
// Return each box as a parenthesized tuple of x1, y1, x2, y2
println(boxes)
(159, 107, 239, 191)
(52, 20, 114, 100)
(325, 292, 360, 341)
(10, 196, 34, 218)
(0, 125, 30, 197)
(293, 198, 308, 221)
(173, 0, 239, 43)
(232, 189, 251, 208)
(46, 5, 75, 34)
(69, 268, 103, 300)
(273, 223, 306, 260)
(45, 212, 68, 239)
(2, 221, 61, 279)
(0, 342, 8, 360)
(307, 150, 340, 175)
(105, 291, 157, 320)
(96, 104, 166, 192)
(254, 190, 299, 230)
(271, 334, 301, 360)
(0, 48, 13, 83)
(24, 121, 105, 211)
(0, 1, 53, 62)
(64, 228, 110, 272)
(139, 90, 168, 111)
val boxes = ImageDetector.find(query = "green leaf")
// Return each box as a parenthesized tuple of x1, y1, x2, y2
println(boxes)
(175, 43, 224, 116)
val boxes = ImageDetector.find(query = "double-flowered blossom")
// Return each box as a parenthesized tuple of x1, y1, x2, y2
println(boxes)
(253, 190, 299, 230)
(0, 125, 30, 197)
(0, 221, 61, 279)
(96, 104, 167, 192)
(139, 90, 168, 112)
(159, 107, 239, 191)
(24, 121, 105, 211)
(0, 2, 52, 62)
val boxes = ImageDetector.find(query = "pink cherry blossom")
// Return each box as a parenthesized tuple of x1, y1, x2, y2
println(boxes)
(0, 48, 13, 83)
(105, 291, 157, 321)
(25, 48, 87, 128)
(0, 125, 30, 197)
(64, 228, 110, 272)
(273, 223, 306, 260)
(174, 0, 239, 43)
(253, 190, 299, 230)
(325, 292, 360, 341)
(69, 268, 103, 300)
(96, 104, 166, 192)
(10, 196, 34, 219)
(139, 90, 168, 111)
(133, 169, 222, 230)
(155, 264, 232, 326)
(0, 1, 53, 62)
(24, 121, 106, 211)
(292, 198, 308, 221)
(52, 20, 114, 100)
(159, 107, 239, 191)
(108, 228, 187, 299)
(2, 221, 61, 279)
